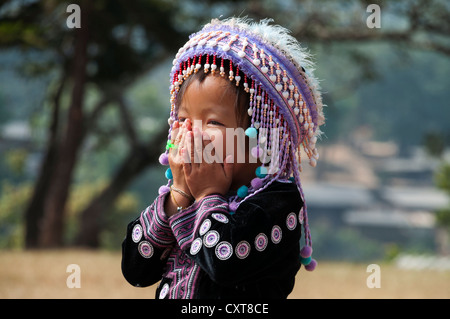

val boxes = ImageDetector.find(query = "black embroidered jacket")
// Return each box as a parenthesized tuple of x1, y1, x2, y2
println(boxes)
(121, 181, 303, 299)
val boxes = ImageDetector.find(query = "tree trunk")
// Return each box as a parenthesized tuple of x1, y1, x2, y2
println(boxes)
(24, 73, 66, 249)
(39, 8, 89, 248)
(74, 127, 167, 247)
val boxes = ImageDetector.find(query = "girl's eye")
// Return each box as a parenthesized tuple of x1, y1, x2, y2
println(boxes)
(208, 120, 223, 126)
(178, 117, 186, 123)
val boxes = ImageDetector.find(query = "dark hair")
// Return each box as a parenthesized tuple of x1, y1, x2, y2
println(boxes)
(175, 56, 250, 128)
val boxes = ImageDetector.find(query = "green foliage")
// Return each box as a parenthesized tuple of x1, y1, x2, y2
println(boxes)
(435, 163, 450, 195)
(436, 208, 450, 229)
(434, 163, 450, 230)
(65, 180, 140, 246)
(0, 181, 31, 249)
(0, 21, 45, 47)
(4, 148, 28, 176)
(423, 132, 446, 158)
(0, 179, 140, 249)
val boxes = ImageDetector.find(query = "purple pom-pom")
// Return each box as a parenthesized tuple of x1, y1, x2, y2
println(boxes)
(251, 177, 263, 189)
(305, 258, 317, 271)
(159, 152, 169, 165)
(300, 246, 313, 258)
(229, 201, 239, 212)
(251, 146, 262, 158)
(158, 185, 170, 195)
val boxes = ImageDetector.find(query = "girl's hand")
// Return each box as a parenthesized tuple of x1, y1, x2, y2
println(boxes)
(165, 120, 193, 217)
(183, 127, 233, 201)
(169, 119, 193, 190)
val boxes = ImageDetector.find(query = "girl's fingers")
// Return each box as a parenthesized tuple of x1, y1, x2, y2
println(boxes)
(182, 148, 192, 176)
(173, 124, 186, 157)
(186, 130, 195, 164)
(185, 118, 192, 131)
(202, 131, 213, 164)
(170, 121, 179, 143)
(177, 119, 192, 146)
(179, 125, 188, 157)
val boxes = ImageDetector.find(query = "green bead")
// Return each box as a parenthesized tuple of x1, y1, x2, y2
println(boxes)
(166, 140, 176, 150)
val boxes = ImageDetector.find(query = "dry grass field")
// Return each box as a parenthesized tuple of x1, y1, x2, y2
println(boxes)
(0, 250, 449, 299)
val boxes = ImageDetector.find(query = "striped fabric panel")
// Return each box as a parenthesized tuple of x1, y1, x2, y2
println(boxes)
(169, 195, 229, 250)
(140, 193, 176, 248)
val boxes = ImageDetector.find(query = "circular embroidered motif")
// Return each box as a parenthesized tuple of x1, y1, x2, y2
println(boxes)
(298, 207, 304, 225)
(235, 241, 251, 259)
(203, 230, 220, 248)
(286, 212, 297, 230)
(211, 213, 229, 224)
(199, 219, 211, 236)
(159, 283, 170, 299)
(271, 225, 282, 244)
(138, 241, 154, 259)
(132, 224, 143, 243)
(255, 233, 268, 252)
(215, 241, 233, 260)
(190, 238, 203, 255)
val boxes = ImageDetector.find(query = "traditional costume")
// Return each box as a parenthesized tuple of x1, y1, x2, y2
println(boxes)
(122, 17, 325, 299)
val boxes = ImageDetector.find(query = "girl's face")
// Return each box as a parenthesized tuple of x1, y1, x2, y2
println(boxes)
(177, 74, 258, 190)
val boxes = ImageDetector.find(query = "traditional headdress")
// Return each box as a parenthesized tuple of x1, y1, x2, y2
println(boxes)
(159, 17, 325, 271)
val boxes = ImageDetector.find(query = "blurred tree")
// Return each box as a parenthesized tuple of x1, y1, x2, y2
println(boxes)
(0, 0, 243, 248)
(246, 0, 450, 56)
(0, 0, 191, 248)
(423, 132, 446, 158)
(246, 0, 450, 146)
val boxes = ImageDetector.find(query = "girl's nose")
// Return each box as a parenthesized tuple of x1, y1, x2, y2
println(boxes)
(191, 119, 203, 132)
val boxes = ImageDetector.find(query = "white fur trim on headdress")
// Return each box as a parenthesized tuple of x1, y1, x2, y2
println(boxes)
(208, 17, 325, 128)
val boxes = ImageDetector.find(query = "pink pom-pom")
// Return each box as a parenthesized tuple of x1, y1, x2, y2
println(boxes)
(300, 246, 313, 258)
(159, 153, 169, 165)
(251, 146, 262, 158)
(158, 185, 170, 195)
(251, 177, 263, 189)
(305, 258, 317, 271)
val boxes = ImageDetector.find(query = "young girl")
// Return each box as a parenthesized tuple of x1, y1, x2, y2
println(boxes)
(122, 17, 325, 299)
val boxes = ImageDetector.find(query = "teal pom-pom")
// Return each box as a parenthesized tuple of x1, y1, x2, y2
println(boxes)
(255, 166, 268, 178)
(245, 127, 258, 139)
(300, 256, 312, 266)
(165, 168, 173, 180)
(237, 185, 248, 198)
